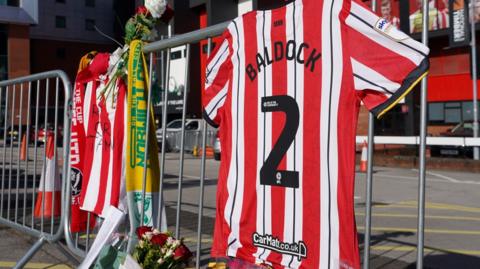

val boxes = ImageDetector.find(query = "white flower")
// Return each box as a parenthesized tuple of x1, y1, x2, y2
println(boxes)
(157, 258, 164, 265)
(165, 249, 173, 258)
(145, 0, 167, 19)
(143, 231, 154, 241)
(153, 228, 161, 235)
(139, 240, 145, 248)
(166, 237, 174, 245)
(172, 239, 180, 248)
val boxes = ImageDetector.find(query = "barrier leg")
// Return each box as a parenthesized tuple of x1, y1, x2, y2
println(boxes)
(13, 237, 46, 269)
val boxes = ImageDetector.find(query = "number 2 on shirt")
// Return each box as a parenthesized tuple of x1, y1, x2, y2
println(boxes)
(260, 95, 299, 188)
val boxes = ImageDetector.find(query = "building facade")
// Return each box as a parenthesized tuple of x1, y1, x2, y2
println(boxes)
(164, 0, 479, 137)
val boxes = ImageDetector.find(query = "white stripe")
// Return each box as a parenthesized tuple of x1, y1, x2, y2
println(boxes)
(263, 10, 273, 263)
(282, 2, 304, 268)
(206, 40, 230, 89)
(347, 1, 427, 66)
(254, 10, 274, 263)
(329, 0, 343, 267)
(205, 83, 228, 119)
(282, 3, 295, 265)
(351, 58, 400, 93)
(254, 10, 268, 263)
(83, 82, 94, 133)
(225, 18, 244, 257)
(81, 96, 103, 212)
(227, 16, 246, 256)
(101, 84, 118, 217)
(320, 0, 333, 267)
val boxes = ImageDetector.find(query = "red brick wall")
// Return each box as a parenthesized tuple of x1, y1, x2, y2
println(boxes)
(7, 24, 30, 125)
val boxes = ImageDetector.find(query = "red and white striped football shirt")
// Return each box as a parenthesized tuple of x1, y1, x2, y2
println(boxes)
(203, 0, 429, 268)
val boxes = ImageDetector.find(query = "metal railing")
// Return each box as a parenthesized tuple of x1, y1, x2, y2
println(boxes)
(0, 70, 72, 269)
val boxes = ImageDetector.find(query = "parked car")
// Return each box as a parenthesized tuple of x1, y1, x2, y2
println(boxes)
(430, 121, 474, 158)
(156, 119, 203, 152)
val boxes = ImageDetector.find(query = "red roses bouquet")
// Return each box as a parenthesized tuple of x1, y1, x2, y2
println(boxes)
(133, 226, 192, 269)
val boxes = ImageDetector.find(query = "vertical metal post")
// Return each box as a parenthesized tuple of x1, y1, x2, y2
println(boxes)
(15, 83, 24, 222)
(363, 2, 376, 268)
(51, 77, 60, 234)
(417, 1, 429, 268)
(23, 81, 32, 226)
(0, 86, 4, 218)
(196, 38, 212, 269)
(363, 114, 375, 269)
(7, 85, 16, 220)
(140, 52, 155, 226)
(158, 48, 171, 229)
(31, 80, 41, 228)
(470, 0, 479, 160)
(175, 44, 191, 238)
(41, 78, 50, 232)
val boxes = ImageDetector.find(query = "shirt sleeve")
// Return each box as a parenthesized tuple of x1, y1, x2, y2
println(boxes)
(346, 0, 430, 118)
(202, 31, 232, 127)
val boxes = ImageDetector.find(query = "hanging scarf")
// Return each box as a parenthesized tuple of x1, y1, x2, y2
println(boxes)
(126, 40, 166, 229)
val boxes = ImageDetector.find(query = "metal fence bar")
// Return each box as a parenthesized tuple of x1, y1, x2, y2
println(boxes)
(0, 85, 4, 218)
(470, 0, 479, 160)
(417, 1, 430, 267)
(175, 44, 191, 238)
(41, 78, 50, 233)
(196, 37, 213, 269)
(144, 22, 229, 53)
(15, 83, 24, 222)
(363, 113, 375, 269)
(22, 81, 32, 226)
(140, 52, 155, 227)
(51, 77, 60, 235)
(31, 80, 41, 229)
(7, 85, 16, 220)
(157, 48, 171, 229)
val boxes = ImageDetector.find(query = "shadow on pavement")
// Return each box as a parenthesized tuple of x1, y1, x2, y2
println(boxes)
(358, 231, 480, 269)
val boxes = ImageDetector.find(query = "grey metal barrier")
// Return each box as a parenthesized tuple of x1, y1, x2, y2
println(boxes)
(61, 23, 229, 267)
(0, 70, 72, 269)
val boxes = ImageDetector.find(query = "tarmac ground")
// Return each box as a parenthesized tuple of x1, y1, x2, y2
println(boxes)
(0, 152, 478, 268)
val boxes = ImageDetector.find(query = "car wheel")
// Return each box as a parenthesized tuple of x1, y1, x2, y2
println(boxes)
(214, 152, 221, 161)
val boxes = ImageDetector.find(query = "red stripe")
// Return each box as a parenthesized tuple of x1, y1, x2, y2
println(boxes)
(79, 81, 100, 208)
(110, 79, 126, 207)
(211, 29, 234, 258)
(348, 27, 417, 85)
(338, 1, 361, 267)
(93, 97, 111, 215)
(237, 13, 259, 263)
(301, 0, 322, 267)
(266, 7, 288, 266)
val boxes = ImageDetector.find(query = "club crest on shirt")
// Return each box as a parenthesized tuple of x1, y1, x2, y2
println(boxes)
(252, 232, 307, 261)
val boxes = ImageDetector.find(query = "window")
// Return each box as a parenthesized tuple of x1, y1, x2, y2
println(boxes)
(85, 0, 95, 7)
(170, 51, 182, 60)
(56, 48, 66, 59)
(0, 0, 19, 6)
(55, 16, 66, 28)
(56, 0, 65, 3)
(85, 19, 95, 31)
(0, 26, 7, 81)
(428, 103, 444, 122)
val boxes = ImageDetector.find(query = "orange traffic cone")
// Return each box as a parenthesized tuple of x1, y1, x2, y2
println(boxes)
(34, 135, 61, 218)
(360, 140, 368, 173)
(20, 134, 27, 161)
